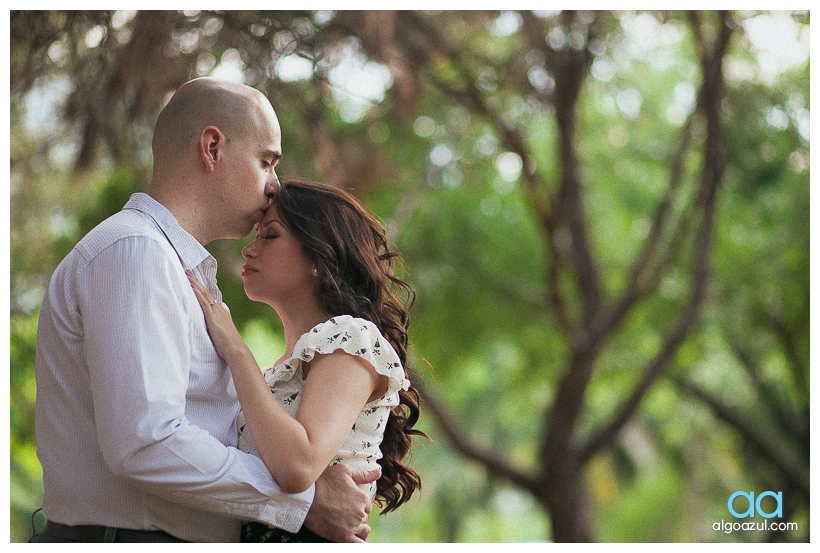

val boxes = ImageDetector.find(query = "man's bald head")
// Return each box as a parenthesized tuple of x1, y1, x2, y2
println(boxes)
(147, 77, 283, 244)
(151, 77, 278, 172)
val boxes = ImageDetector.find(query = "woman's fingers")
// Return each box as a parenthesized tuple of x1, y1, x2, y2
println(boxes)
(184, 270, 244, 362)
(186, 270, 212, 303)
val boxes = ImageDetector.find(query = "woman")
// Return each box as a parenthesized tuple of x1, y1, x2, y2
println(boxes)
(187, 178, 425, 542)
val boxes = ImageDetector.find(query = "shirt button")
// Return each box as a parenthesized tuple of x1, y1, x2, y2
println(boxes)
(276, 514, 286, 525)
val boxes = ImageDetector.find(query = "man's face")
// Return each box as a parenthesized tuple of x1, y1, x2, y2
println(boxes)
(218, 99, 282, 239)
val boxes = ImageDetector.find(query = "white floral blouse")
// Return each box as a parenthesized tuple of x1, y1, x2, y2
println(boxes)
(236, 315, 410, 500)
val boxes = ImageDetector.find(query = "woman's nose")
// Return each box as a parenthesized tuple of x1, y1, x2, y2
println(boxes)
(242, 242, 256, 259)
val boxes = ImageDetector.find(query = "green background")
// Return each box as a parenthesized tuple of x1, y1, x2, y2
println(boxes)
(10, 10, 809, 542)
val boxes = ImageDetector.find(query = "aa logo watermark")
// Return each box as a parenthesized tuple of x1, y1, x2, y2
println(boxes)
(713, 491, 798, 534)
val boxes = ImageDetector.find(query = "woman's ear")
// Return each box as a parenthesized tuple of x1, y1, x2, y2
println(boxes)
(199, 126, 224, 172)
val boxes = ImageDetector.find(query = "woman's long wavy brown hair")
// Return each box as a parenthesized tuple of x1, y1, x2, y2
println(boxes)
(270, 178, 426, 514)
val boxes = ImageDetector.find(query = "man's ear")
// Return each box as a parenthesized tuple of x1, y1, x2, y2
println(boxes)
(199, 126, 224, 173)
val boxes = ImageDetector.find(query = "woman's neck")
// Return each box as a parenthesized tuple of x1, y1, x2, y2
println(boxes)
(274, 300, 331, 365)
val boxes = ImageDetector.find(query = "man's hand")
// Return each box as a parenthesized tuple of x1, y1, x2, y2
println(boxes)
(303, 463, 381, 542)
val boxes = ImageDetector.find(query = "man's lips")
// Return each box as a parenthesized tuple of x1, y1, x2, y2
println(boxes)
(241, 265, 259, 277)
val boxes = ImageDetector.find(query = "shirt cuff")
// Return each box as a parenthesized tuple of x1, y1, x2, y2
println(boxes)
(260, 484, 315, 533)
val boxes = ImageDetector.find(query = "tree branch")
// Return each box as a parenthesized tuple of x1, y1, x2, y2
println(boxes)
(379, 12, 580, 344)
(577, 11, 732, 463)
(413, 376, 540, 493)
(670, 375, 809, 494)
(766, 309, 809, 406)
(542, 13, 603, 335)
(606, 116, 694, 330)
(578, 286, 702, 464)
(729, 335, 809, 449)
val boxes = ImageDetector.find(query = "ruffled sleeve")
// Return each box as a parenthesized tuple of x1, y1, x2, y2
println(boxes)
(292, 315, 410, 396)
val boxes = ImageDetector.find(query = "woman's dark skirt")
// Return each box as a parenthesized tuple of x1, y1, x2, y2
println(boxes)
(241, 521, 332, 543)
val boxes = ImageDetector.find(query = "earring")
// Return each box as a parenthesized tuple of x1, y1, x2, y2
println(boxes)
(312, 267, 318, 277)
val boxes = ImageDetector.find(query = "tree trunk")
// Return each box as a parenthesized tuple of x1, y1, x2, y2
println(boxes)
(540, 462, 593, 542)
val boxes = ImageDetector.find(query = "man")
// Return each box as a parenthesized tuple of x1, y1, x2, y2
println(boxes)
(32, 78, 378, 543)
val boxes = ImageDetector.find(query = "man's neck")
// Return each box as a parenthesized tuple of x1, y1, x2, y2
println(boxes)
(146, 187, 211, 245)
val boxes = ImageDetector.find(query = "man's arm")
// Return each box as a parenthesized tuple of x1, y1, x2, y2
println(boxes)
(79, 237, 312, 531)
(305, 464, 381, 542)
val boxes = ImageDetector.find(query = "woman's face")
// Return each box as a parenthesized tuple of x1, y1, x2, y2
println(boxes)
(240, 206, 315, 306)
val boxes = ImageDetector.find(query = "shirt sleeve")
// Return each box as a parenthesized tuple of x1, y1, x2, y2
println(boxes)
(78, 236, 312, 532)
(294, 315, 411, 400)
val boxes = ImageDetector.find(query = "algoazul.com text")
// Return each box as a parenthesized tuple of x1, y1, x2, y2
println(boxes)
(713, 519, 798, 534)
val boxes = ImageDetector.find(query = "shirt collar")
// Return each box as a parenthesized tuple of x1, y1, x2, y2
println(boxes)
(122, 193, 213, 270)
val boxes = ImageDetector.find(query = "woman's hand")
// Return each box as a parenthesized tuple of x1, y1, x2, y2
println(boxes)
(186, 270, 248, 363)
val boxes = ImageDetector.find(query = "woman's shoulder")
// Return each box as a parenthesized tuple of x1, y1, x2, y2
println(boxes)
(294, 315, 409, 391)
(296, 315, 389, 359)
(307, 314, 378, 339)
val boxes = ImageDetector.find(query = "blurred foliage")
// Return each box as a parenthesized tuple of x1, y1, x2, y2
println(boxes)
(9, 9, 809, 542)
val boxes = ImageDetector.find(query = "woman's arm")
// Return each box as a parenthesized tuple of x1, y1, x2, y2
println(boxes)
(187, 271, 383, 493)
(241, 349, 381, 493)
